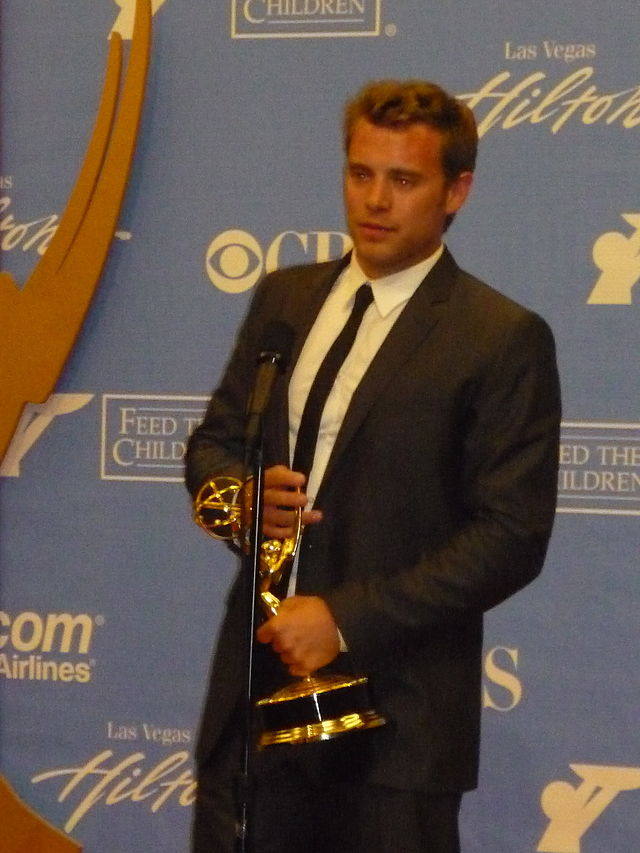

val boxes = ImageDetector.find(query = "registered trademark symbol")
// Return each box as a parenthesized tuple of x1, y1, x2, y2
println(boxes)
(385, 23, 397, 37)
(95, 615, 105, 627)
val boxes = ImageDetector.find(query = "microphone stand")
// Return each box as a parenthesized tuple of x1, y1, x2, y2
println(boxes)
(235, 424, 265, 853)
(233, 332, 294, 849)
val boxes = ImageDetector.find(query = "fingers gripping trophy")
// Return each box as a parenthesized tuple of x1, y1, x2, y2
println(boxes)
(193, 471, 386, 748)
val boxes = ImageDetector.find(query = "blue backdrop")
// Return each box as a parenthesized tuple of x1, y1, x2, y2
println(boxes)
(1, 1, 639, 850)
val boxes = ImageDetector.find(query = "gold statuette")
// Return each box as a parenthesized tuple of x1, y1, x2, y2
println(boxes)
(194, 477, 386, 748)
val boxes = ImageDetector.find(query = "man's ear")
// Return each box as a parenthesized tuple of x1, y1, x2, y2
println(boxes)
(446, 171, 474, 216)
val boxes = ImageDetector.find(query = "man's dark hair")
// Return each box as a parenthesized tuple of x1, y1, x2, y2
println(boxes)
(343, 79, 478, 183)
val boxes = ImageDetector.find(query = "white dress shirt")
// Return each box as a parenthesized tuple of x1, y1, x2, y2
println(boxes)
(286, 244, 444, 595)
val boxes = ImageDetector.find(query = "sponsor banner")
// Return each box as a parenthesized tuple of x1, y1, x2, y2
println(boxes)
(101, 395, 207, 482)
(3, 2, 640, 851)
(558, 421, 640, 515)
(230, 0, 381, 39)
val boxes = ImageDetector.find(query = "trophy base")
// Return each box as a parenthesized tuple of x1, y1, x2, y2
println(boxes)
(256, 674, 386, 748)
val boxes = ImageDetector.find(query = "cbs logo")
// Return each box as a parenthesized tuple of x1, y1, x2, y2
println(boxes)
(205, 228, 352, 293)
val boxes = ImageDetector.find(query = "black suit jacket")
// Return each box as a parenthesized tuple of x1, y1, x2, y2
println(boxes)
(186, 248, 561, 793)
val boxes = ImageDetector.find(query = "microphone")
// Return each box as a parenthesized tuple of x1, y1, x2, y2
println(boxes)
(244, 321, 295, 453)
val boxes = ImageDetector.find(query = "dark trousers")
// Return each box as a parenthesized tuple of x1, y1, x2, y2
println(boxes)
(191, 724, 461, 853)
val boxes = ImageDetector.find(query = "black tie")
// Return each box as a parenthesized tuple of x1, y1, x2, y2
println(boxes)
(292, 283, 373, 478)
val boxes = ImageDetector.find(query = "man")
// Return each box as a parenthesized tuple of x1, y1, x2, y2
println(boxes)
(186, 79, 561, 852)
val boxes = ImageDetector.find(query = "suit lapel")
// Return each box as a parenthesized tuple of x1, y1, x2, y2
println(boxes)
(267, 255, 350, 465)
(316, 249, 458, 497)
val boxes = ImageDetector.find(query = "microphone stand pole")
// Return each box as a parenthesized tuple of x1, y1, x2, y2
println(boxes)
(235, 425, 265, 853)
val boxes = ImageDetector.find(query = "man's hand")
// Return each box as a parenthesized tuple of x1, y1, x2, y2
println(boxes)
(256, 595, 341, 676)
(244, 464, 322, 539)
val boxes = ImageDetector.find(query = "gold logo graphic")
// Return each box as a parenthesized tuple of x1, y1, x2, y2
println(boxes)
(111, 0, 168, 39)
(0, 774, 82, 852)
(0, 393, 94, 478)
(0, 0, 152, 464)
(587, 213, 640, 304)
(538, 763, 640, 852)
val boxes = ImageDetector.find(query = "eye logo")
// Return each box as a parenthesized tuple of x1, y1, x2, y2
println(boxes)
(0, 0, 152, 465)
(205, 230, 264, 293)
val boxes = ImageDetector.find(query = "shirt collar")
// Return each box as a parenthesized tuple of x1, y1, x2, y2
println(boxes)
(346, 245, 445, 318)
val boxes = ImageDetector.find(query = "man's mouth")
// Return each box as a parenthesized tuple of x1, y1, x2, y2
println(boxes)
(359, 222, 394, 236)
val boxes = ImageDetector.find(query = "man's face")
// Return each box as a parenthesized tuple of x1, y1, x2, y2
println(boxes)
(344, 118, 472, 279)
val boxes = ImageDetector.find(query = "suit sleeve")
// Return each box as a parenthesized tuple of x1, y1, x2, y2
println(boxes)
(325, 310, 561, 670)
(184, 272, 284, 497)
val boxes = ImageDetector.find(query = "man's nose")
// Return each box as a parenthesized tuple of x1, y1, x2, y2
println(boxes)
(366, 178, 391, 210)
